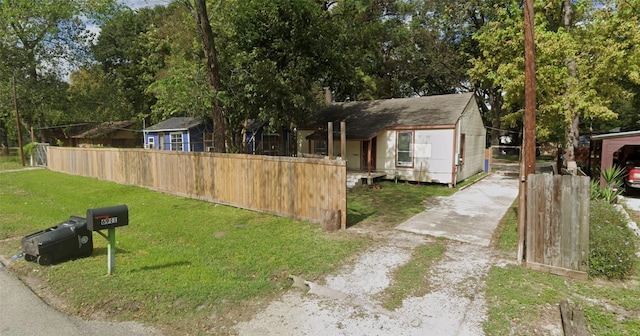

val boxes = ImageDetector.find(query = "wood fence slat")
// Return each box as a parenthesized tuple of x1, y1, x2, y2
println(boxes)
(526, 174, 589, 278)
(47, 148, 346, 226)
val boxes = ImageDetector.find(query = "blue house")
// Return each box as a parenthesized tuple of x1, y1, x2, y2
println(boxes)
(143, 117, 213, 152)
(245, 120, 293, 156)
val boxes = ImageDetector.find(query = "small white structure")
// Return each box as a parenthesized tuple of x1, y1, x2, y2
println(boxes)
(297, 93, 486, 186)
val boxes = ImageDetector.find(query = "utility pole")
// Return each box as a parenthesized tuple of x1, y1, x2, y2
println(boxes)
(13, 75, 25, 166)
(517, 0, 537, 263)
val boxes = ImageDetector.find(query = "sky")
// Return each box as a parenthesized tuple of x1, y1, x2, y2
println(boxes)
(123, 0, 171, 10)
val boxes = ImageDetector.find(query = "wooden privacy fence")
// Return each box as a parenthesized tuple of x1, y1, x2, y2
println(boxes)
(47, 147, 347, 228)
(525, 174, 590, 279)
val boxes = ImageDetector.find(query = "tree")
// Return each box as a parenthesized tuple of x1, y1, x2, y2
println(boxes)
(470, 0, 640, 163)
(91, 6, 167, 122)
(0, 0, 122, 144)
(188, 0, 227, 153)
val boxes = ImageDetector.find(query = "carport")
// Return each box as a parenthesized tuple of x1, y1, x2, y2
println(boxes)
(591, 130, 640, 172)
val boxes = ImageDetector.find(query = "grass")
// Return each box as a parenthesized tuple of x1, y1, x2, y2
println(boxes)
(485, 198, 640, 335)
(378, 241, 447, 310)
(0, 169, 368, 334)
(0, 155, 26, 171)
(347, 173, 485, 228)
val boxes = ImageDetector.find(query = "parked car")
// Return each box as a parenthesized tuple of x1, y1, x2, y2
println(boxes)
(624, 155, 640, 193)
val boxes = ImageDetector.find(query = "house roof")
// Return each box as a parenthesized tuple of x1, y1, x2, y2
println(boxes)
(71, 120, 137, 139)
(144, 117, 203, 132)
(302, 92, 476, 140)
(591, 130, 640, 140)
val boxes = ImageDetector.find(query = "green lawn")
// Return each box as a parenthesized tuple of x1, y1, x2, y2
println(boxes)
(347, 173, 484, 228)
(486, 200, 640, 335)
(0, 155, 25, 171)
(0, 165, 471, 335)
(0, 169, 366, 334)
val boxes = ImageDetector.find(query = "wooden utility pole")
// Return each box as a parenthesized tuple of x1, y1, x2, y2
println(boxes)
(517, 0, 537, 263)
(13, 76, 25, 166)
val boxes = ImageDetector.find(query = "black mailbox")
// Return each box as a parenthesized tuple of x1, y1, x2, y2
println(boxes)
(86, 205, 129, 231)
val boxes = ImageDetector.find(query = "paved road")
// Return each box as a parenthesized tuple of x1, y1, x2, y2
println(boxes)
(397, 173, 519, 246)
(0, 259, 160, 336)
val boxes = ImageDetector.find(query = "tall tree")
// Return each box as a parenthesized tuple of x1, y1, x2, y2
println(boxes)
(189, 0, 227, 152)
(0, 0, 121, 143)
(91, 7, 166, 122)
(470, 0, 640, 161)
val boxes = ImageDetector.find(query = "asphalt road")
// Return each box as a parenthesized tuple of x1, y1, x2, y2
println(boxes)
(0, 258, 161, 336)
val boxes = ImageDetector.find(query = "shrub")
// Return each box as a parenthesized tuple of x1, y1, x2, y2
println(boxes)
(590, 165, 625, 204)
(589, 200, 639, 279)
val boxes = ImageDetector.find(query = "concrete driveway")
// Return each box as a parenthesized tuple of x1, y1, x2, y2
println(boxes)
(396, 173, 519, 246)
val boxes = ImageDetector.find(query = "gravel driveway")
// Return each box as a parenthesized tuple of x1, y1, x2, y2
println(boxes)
(234, 173, 519, 335)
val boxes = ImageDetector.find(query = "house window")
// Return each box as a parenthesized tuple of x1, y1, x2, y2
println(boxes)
(396, 131, 414, 167)
(170, 132, 183, 151)
(147, 137, 155, 149)
(315, 140, 327, 155)
(459, 133, 466, 164)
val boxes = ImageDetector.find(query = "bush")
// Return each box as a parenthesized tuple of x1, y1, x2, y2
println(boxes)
(589, 200, 639, 279)
(590, 166, 625, 204)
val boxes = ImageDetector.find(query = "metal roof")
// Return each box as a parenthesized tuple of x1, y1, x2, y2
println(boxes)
(591, 130, 640, 140)
(302, 93, 475, 140)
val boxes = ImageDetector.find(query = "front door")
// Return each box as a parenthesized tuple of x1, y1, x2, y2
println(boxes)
(361, 138, 377, 171)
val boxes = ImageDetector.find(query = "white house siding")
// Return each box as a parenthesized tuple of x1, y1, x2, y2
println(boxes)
(456, 100, 486, 182)
(377, 129, 455, 184)
(345, 141, 361, 170)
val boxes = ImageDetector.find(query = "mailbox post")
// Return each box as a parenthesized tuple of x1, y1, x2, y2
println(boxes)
(86, 205, 128, 275)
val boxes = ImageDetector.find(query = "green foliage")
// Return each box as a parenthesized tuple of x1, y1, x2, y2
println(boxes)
(0, 155, 23, 171)
(492, 201, 519, 252)
(0, 0, 123, 145)
(487, 195, 640, 335)
(591, 166, 626, 203)
(589, 200, 638, 279)
(469, 0, 640, 144)
(22, 142, 36, 157)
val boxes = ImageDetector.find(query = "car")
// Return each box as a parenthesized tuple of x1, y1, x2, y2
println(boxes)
(624, 155, 640, 193)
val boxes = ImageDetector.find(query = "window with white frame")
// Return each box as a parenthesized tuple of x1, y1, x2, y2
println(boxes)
(170, 132, 183, 151)
(396, 131, 413, 167)
(147, 137, 155, 149)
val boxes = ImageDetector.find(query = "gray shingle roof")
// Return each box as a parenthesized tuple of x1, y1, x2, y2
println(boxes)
(303, 93, 475, 140)
(144, 117, 203, 132)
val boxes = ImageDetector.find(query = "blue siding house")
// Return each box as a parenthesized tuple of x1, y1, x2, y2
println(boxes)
(143, 117, 213, 152)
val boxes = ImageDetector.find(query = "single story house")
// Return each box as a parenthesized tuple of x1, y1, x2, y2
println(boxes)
(70, 120, 139, 148)
(143, 117, 213, 152)
(297, 92, 486, 186)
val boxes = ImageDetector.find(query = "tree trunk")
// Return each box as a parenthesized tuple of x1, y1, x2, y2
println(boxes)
(193, 0, 227, 153)
(0, 119, 9, 155)
(563, 0, 578, 172)
(488, 88, 503, 147)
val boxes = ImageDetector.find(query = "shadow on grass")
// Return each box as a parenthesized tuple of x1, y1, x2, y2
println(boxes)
(346, 210, 375, 227)
(130, 260, 191, 273)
